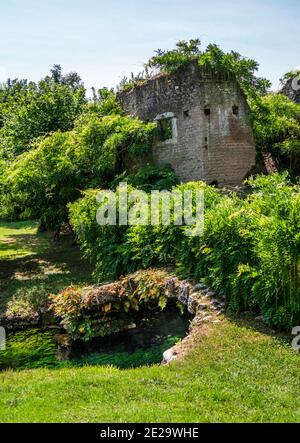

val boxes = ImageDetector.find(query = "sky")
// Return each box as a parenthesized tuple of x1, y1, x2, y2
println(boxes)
(0, 0, 299, 95)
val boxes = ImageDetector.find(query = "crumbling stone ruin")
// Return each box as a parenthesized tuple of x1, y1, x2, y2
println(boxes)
(281, 76, 300, 104)
(118, 61, 256, 186)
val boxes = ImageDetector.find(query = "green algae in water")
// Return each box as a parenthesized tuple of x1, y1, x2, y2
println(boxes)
(0, 328, 58, 370)
(72, 335, 181, 369)
(69, 309, 190, 369)
(0, 310, 190, 370)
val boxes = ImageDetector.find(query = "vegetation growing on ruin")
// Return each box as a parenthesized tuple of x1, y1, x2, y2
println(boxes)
(118, 39, 300, 171)
(119, 39, 271, 100)
(49, 269, 184, 341)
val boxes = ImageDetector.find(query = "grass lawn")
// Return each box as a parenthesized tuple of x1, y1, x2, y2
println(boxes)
(0, 221, 299, 422)
(0, 220, 93, 316)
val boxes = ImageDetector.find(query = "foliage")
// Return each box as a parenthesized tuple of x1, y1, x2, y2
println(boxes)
(123, 181, 220, 274)
(147, 39, 202, 74)
(281, 69, 300, 81)
(252, 93, 300, 172)
(145, 39, 271, 99)
(113, 165, 178, 192)
(119, 39, 201, 91)
(119, 38, 270, 100)
(49, 269, 182, 340)
(69, 187, 129, 279)
(198, 44, 271, 99)
(0, 65, 86, 160)
(70, 174, 299, 329)
(69, 181, 218, 281)
(199, 174, 299, 328)
(89, 87, 123, 116)
(117, 71, 149, 93)
(2, 115, 156, 230)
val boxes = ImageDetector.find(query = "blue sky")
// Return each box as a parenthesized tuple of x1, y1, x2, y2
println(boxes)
(0, 0, 299, 94)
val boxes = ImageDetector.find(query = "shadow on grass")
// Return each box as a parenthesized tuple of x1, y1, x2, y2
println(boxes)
(0, 230, 94, 315)
(225, 310, 292, 346)
(0, 233, 48, 257)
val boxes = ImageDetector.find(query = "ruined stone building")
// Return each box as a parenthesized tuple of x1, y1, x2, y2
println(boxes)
(281, 76, 300, 104)
(118, 61, 256, 186)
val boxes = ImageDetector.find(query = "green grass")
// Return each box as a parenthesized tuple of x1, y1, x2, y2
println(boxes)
(0, 220, 299, 422)
(0, 220, 93, 317)
(0, 329, 183, 371)
(0, 220, 43, 259)
(0, 320, 299, 422)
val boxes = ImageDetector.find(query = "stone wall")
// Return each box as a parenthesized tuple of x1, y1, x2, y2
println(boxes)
(118, 62, 256, 186)
(281, 77, 300, 104)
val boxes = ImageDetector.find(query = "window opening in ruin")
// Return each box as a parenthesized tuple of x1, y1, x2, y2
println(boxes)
(157, 118, 173, 141)
(204, 108, 211, 116)
(232, 105, 239, 116)
(183, 110, 190, 118)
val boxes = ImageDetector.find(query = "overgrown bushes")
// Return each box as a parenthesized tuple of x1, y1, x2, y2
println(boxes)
(69, 181, 219, 280)
(69, 174, 299, 329)
(49, 269, 183, 340)
(2, 114, 156, 230)
(252, 93, 300, 174)
(196, 174, 299, 328)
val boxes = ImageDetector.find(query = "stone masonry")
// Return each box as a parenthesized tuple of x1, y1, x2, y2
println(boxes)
(118, 61, 256, 186)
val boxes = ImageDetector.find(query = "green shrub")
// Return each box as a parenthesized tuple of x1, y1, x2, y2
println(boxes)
(196, 173, 300, 328)
(252, 93, 300, 173)
(3, 115, 156, 230)
(113, 165, 178, 192)
(69, 181, 219, 280)
(124, 181, 220, 276)
(70, 174, 299, 329)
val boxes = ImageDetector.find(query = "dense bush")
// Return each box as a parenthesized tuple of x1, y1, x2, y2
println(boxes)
(196, 174, 299, 328)
(252, 93, 300, 173)
(0, 65, 86, 160)
(113, 165, 178, 192)
(69, 174, 299, 329)
(69, 181, 219, 280)
(2, 114, 156, 231)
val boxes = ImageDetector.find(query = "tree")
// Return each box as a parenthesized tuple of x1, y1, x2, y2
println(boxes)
(147, 38, 202, 74)
(2, 114, 156, 237)
(146, 39, 271, 99)
(0, 66, 86, 160)
(252, 93, 300, 174)
(198, 44, 271, 99)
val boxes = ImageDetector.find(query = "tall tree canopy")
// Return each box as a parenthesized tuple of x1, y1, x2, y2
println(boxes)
(0, 65, 86, 160)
